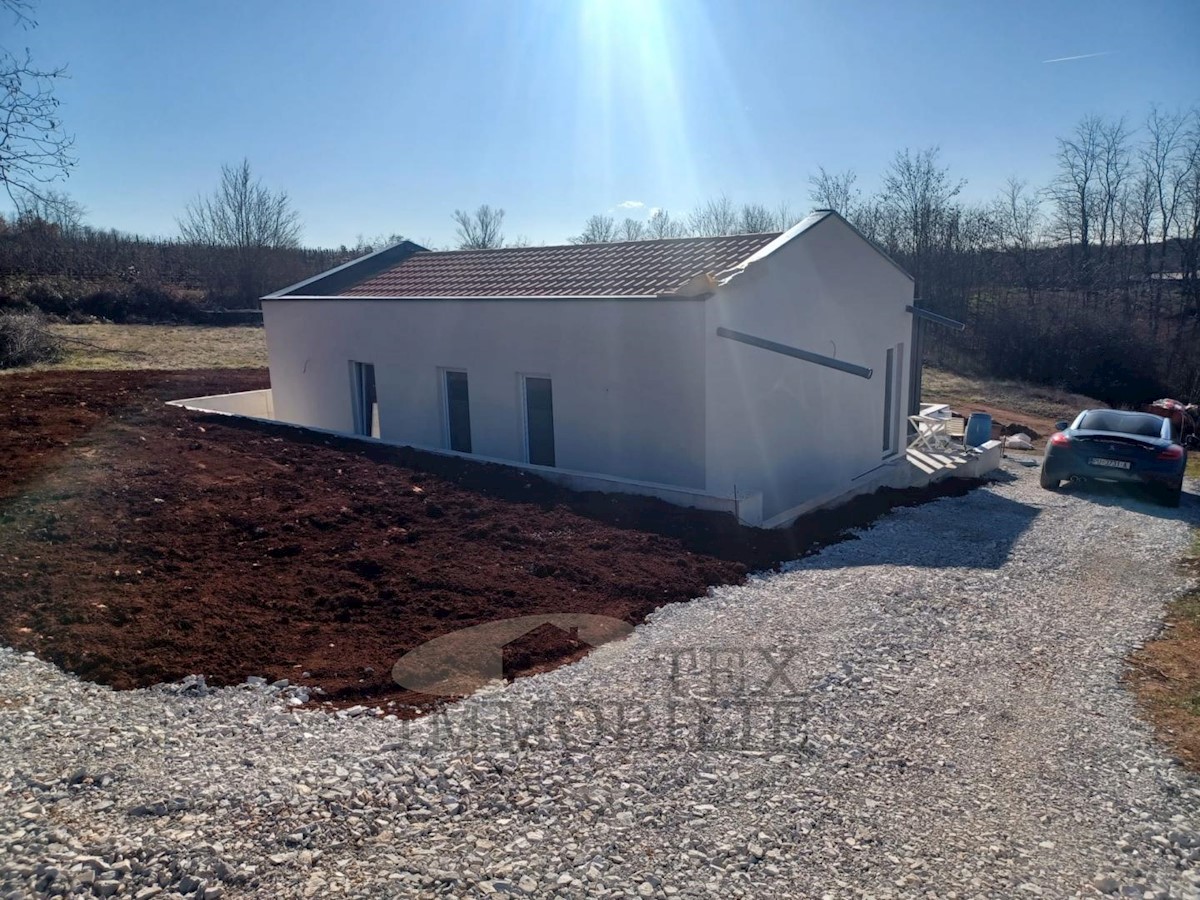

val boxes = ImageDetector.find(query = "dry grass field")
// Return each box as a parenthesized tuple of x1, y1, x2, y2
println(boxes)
(1, 324, 269, 373)
(922, 367, 1101, 422)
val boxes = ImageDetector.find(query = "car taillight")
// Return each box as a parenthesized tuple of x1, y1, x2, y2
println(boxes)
(1050, 432, 1071, 446)
(1157, 444, 1184, 460)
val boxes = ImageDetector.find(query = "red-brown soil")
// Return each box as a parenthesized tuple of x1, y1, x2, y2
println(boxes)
(0, 370, 978, 713)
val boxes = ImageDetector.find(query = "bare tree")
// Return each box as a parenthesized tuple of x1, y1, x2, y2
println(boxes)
(687, 195, 739, 236)
(618, 217, 645, 241)
(1131, 168, 1157, 277)
(1096, 117, 1131, 251)
(14, 188, 85, 236)
(991, 177, 1045, 300)
(1050, 114, 1103, 284)
(881, 147, 964, 294)
(738, 203, 777, 233)
(1141, 106, 1189, 271)
(570, 214, 617, 244)
(452, 204, 505, 249)
(774, 201, 795, 231)
(808, 167, 860, 219)
(1174, 111, 1200, 315)
(0, 0, 76, 207)
(178, 159, 302, 302)
(645, 208, 684, 240)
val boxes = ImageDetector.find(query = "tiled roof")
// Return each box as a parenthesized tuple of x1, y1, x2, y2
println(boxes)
(338, 233, 781, 298)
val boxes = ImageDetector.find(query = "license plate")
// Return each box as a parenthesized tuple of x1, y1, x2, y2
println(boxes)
(1089, 457, 1130, 470)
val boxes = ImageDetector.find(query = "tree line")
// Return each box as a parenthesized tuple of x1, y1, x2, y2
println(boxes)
(812, 107, 1200, 404)
(454, 105, 1200, 402)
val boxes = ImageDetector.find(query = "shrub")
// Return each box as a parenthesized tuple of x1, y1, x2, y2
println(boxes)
(11, 278, 211, 324)
(0, 311, 64, 369)
(21, 281, 76, 317)
(76, 283, 208, 324)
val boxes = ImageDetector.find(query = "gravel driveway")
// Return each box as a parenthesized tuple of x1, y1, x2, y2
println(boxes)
(2, 462, 1198, 899)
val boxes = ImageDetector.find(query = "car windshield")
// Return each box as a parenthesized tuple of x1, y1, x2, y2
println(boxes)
(1077, 410, 1164, 437)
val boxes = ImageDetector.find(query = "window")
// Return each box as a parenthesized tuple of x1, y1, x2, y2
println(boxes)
(882, 348, 895, 453)
(1077, 410, 1164, 437)
(350, 361, 379, 438)
(443, 370, 472, 453)
(882, 343, 904, 455)
(522, 376, 555, 466)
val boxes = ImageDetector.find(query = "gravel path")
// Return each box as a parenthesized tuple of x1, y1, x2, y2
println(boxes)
(2, 461, 1198, 899)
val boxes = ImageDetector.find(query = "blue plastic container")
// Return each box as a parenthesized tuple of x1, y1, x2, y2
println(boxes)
(964, 412, 993, 449)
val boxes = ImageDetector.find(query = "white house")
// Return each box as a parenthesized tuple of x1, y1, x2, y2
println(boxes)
(182, 210, 973, 527)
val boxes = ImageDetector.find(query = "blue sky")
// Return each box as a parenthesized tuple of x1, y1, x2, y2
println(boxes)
(15, 0, 1200, 248)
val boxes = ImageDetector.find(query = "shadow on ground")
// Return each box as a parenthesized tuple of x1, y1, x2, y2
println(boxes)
(1054, 479, 1200, 524)
(797, 484, 1041, 571)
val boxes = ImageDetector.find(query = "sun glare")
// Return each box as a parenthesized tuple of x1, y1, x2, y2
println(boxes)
(575, 0, 704, 201)
(573, 0, 768, 208)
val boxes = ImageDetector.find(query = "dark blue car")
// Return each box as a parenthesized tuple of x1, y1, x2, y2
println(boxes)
(1040, 409, 1187, 507)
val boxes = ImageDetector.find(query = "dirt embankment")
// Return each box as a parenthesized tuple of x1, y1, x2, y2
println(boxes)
(1127, 543, 1200, 771)
(0, 370, 975, 712)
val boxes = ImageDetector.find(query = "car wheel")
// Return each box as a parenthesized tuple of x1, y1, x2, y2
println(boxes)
(1039, 468, 1060, 490)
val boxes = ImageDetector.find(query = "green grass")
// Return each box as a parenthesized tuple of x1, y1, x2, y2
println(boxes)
(1188, 455, 1200, 480)
(923, 367, 1102, 423)
(2, 324, 268, 373)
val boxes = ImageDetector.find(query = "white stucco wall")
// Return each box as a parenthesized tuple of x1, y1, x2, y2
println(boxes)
(261, 298, 708, 489)
(704, 215, 916, 521)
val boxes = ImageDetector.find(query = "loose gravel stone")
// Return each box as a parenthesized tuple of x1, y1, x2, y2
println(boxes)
(0, 464, 1197, 899)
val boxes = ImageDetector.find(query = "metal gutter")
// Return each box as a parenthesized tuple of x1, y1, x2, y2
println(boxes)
(261, 294, 693, 302)
(906, 304, 966, 330)
(716, 326, 874, 379)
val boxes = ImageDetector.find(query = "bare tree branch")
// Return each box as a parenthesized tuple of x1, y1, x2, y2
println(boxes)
(1, 0, 76, 207)
(808, 167, 860, 219)
(645, 208, 684, 239)
(452, 204, 505, 249)
(618, 217, 645, 241)
(177, 159, 302, 301)
(738, 203, 777, 233)
(570, 214, 616, 244)
(687, 195, 739, 236)
(14, 188, 85, 235)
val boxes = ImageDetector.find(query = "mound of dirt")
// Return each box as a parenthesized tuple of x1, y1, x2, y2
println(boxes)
(1001, 421, 1043, 439)
(0, 370, 977, 713)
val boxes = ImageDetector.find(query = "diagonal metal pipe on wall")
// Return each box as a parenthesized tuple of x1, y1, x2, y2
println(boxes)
(715, 326, 874, 379)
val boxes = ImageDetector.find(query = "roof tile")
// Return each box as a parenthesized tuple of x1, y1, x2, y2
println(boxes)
(339, 233, 780, 298)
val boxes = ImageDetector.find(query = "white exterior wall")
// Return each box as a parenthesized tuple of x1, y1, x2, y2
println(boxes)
(704, 216, 915, 521)
(262, 298, 708, 489)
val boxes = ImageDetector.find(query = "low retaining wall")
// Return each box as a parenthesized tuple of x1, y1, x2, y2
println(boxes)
(171, 389, 275, 419)
(169, 392, 999, 531)
(760, 439, 1004, 529)
(167, 391, 765, 526)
